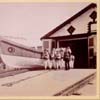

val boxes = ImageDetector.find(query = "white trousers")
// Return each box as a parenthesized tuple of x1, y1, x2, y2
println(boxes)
(50, 60, 56, 69)
(60, 59, 65, 69)
(69, 60, 74, 69)
(44, 59, 51, 69)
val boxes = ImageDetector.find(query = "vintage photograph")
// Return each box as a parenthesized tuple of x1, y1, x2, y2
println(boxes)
(0, 2, 97, 98)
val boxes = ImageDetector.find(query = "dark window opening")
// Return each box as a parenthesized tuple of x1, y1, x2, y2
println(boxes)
(89, 48, 94, 57)
(43, 41, 49, 49)
(89, 38, 94, 46)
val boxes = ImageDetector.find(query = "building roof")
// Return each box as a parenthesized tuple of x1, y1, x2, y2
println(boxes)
(40, 3, 96, 40)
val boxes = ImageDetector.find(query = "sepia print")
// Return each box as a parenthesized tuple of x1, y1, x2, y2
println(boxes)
(0, 1, 98, 99)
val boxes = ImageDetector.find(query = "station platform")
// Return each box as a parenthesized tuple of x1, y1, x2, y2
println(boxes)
(0, 69, 96, 96)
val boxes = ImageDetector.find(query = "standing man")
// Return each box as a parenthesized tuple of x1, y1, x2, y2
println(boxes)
(69, 54, 75, 69)
(55, 49, 62, 70)
(64, 46, 72, 70)
(60, 48, 65, 69)
(50, 48, 56, 69)
(42, 49, 51, 70)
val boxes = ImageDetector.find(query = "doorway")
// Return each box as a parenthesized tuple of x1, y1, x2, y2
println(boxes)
(59, 39, 88, 68)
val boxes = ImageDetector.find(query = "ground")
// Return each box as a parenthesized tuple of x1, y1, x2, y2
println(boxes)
(0, 69, 96, 97)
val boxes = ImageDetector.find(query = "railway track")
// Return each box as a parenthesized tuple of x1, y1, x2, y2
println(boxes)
(1, 70, 50, 87)
(0, 69, 29, 78)
(54, 72, 96, 96)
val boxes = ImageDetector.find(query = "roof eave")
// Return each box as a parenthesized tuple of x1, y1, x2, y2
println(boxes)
(40, 3, 96, 40)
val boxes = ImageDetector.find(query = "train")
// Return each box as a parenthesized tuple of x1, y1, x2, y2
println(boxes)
(0, 38, 44, 70)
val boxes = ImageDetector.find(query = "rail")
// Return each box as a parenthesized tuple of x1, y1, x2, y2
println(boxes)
(54, 72, 96, 96)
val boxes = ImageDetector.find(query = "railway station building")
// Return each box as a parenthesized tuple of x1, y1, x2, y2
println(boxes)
(41, 3, 97, 69)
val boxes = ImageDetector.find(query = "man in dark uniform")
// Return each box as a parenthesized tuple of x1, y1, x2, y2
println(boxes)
(64, 47, 72, 70)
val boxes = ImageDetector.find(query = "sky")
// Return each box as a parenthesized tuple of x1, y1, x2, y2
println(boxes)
(0, 2, 91, 47)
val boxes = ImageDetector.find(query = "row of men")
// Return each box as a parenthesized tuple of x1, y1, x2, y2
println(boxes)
(42, 47, 75, 70)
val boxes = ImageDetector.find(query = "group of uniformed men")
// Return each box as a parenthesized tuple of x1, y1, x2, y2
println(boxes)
(42, 47, 75, 70)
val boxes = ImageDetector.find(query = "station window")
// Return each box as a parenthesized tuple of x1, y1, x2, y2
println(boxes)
(52, 41, 56, 48)
(89, 38, 94, 46)
(43, 41, 49, 49)
(89, 48, 94, 57)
